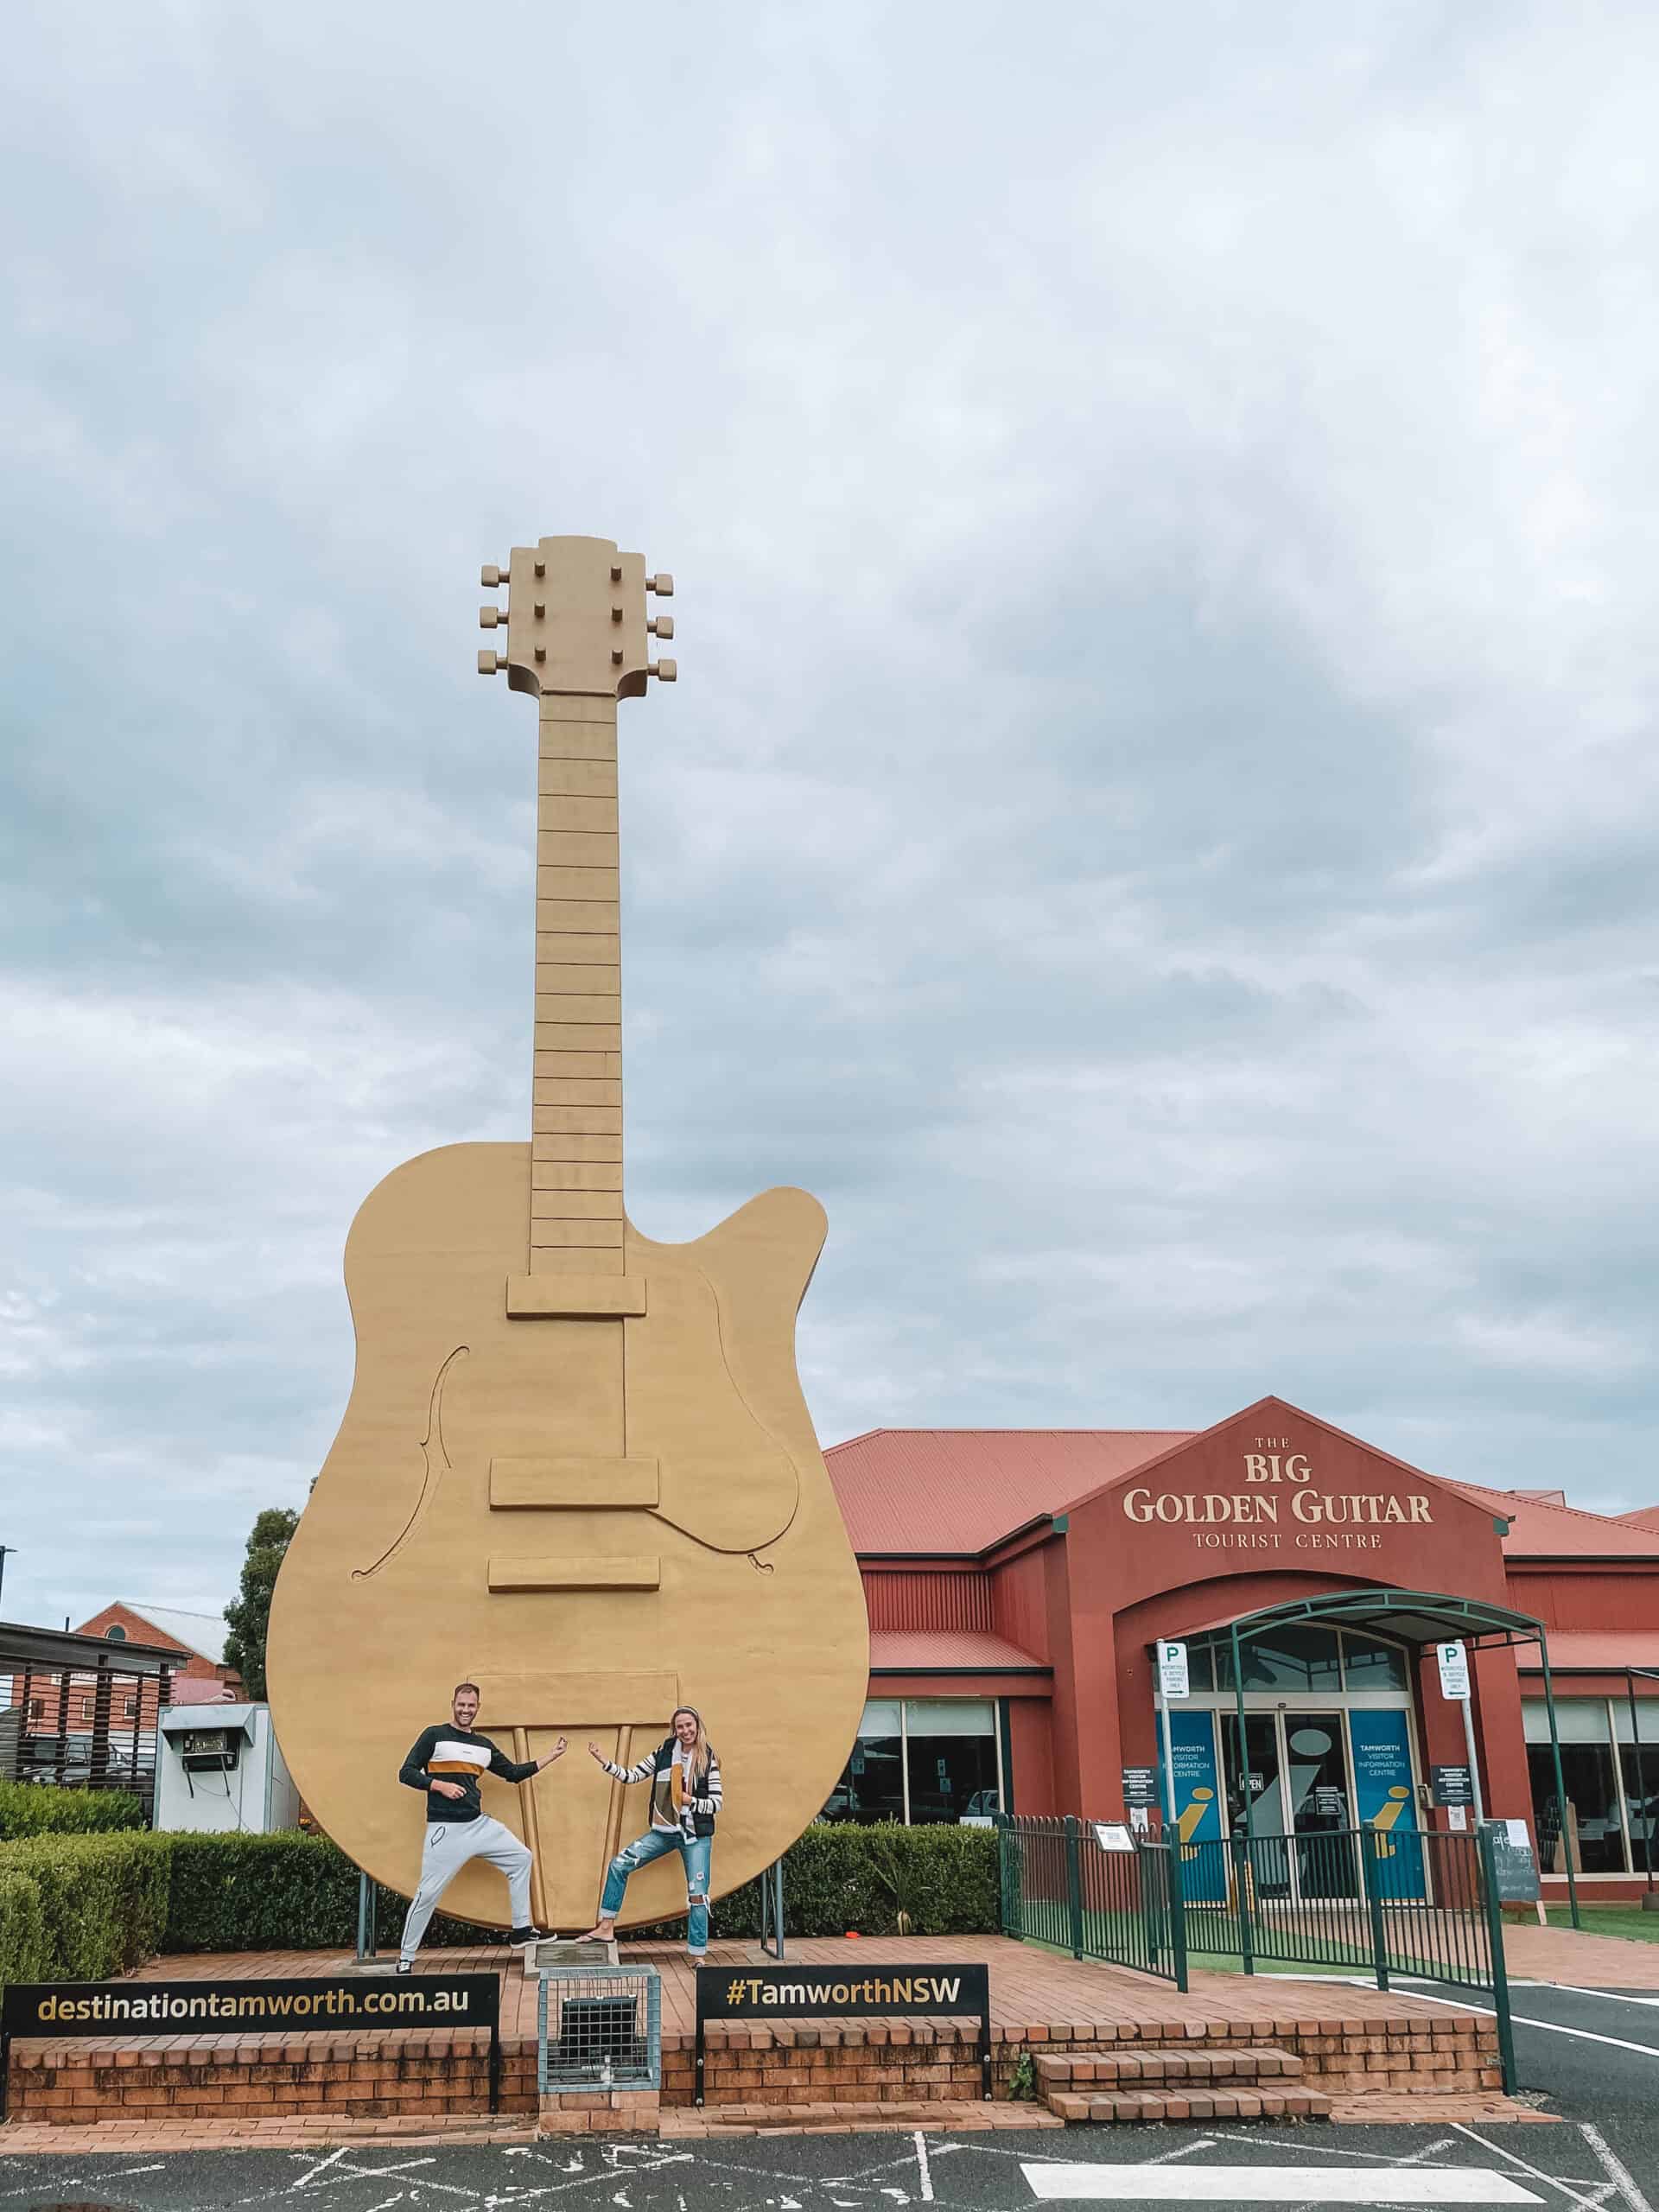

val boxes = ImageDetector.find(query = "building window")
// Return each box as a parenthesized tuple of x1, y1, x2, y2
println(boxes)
(122, 1696, 139, 1721)
(77, 1696, 94, 1724)
(27, 1699, 42, 1722)
(105, 1624, 128, 1642)
(1524, 1699, 1643, 1876)
(820, 1699, 1001, 1825)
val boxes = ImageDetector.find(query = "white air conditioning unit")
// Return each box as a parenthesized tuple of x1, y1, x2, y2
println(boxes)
(154, 1703, 299, 1834)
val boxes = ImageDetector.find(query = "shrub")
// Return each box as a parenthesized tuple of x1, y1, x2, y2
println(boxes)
(0, 1780, 146, 1838)
(164, 1832, 486, 1954)
(0, 1833, 172, 1987)
(0, 1865, 48, 1994)
(638, 1823, 1001, 1942)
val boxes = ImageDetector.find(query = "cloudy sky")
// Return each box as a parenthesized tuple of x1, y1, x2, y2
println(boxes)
(3, 3, 1656, 1641)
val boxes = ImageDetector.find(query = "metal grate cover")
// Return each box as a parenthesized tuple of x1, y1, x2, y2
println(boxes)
(537, 1966, 660, 2093)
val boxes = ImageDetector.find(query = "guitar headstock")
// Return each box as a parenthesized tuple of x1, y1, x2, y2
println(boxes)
(476, 534, 677, 701)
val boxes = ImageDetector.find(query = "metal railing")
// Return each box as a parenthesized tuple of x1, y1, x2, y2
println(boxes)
(997, 1813, 1515, 2091)
(996, 1815, 1187, 1987)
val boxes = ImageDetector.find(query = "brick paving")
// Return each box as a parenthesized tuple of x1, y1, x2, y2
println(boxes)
(1503, 1918, 1659, 1987)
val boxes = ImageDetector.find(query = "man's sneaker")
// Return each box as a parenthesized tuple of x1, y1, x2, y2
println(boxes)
(507, 1925, 548, 1946)
(396, 1959, 414, 1975)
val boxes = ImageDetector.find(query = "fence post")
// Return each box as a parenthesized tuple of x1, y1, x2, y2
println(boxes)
(1166, 1838, 1189, 1994)
(1064, 1816, 1085, 1960)
(993, 1814, 1014, 1937)
(1361, 1830, 1389, 1993)
(1476, 1821, 1518, 2095)
(1230, 1828, 1255, 1976)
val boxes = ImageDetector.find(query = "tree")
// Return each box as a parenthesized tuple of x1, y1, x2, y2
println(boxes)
(222, 1507, 301, 1701)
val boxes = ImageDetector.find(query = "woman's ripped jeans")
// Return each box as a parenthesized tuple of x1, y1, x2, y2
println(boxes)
(599, 1827, 713, 1953)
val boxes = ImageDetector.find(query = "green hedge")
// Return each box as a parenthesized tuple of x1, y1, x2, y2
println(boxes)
(0, 1780, 146, 1837)
(0, 1833, 174, 1988)
(164, 1833, 489, 1955)
(0, 1821, 999, 1996)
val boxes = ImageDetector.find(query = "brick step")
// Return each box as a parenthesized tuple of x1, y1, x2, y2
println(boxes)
(1036, 2045, 1304, 2087)
(661, 2100, 1065, 2139)
(1047, 2087, 1332, 2125)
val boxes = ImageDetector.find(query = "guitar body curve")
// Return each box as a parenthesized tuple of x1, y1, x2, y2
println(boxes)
(268, 1141, 868, 1934)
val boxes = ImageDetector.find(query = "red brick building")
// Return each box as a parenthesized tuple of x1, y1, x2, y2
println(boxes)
(822, 1395, 1659, 1904)
(18, 1604, 238, 1738)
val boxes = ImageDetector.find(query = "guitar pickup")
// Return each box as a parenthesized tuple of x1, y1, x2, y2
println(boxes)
(490, 1457, 659, 1510)
(505, 1274, 645, 1318)
(488, 1555, 659, 1592)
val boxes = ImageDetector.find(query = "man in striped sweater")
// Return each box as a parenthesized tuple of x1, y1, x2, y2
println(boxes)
(394, 1681, 566, 1971)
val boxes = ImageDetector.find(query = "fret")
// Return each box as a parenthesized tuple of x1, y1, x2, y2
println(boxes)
(529, 696, 625, 1277)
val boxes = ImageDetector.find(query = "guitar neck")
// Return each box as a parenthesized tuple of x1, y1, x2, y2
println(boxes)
(530, 695, 624, 1275)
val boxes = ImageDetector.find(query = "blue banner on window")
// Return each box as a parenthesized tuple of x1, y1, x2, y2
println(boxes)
(1158, 1711, 1224, 1902)
(1348, 1709, 1425, 1899)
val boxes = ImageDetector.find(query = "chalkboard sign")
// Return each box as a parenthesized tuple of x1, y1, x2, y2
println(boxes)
(1432, 1764, 1473, 1807)
(1488, 1819, 1541, 1904)
(1122, 1766, 1160, 1808)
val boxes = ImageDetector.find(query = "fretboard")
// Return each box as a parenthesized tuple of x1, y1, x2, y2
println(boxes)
(529, 695, 623, 1275)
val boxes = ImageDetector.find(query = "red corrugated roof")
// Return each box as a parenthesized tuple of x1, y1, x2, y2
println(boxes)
(1451, 1479, 1659, 1559)
(868, 1629, 1049, 1672)
(826, 1428, 1192, 1554)
(827, 1427, 1659, 1561)
(1516, 1633, 1659, 1672)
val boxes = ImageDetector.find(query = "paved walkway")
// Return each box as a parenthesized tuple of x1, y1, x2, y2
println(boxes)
(1503, 1918, 1659, 1987)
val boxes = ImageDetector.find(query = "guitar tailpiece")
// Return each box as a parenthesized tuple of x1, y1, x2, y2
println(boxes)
(747, 1553, 774, 1574)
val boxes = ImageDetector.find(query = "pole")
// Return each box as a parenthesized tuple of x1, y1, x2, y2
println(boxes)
(1459, 1694, 1486, 1827)
(1476, 1819, 1519, 2096)
(1535, 1628, 1581, 1929)
(1628, 1669, 1656, 1897)
(1156, 1671, 1188, 1991)
(0, 1546, 15, 1616)
(1230, 1620, 1253, 1972)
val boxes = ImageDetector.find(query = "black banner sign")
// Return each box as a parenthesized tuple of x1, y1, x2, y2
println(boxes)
(0, 1974, 500, 2117)
(1432, 1764, 1474, 1807)
(694, 1963, 990, 2106)
(1122, 1766, 1160, 1807)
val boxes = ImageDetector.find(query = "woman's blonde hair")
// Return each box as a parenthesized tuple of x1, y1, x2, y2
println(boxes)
(672, 1706, 713, 1787)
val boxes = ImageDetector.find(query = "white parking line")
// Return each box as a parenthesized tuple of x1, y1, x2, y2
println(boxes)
(1581, 2125, 1656, 2212)
(1020, 2165, 1542, 2203)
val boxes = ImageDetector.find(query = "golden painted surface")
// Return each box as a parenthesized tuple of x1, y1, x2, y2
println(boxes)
(267, 1143, 868, 1933)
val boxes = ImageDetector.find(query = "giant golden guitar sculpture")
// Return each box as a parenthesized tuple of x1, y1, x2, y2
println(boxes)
(268, 537, 869, 1935)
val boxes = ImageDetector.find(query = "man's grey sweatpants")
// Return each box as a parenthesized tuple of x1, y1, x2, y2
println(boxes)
(400, 1815, 533, 1959)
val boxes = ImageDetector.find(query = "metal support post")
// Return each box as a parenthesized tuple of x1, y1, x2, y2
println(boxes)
(1063, 1815, 1085, 1960)
(355, 1871, 378, 1961)
(1476, 1820, 1519, 2094)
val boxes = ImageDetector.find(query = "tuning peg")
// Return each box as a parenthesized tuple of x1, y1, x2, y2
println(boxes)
(480, 564, 509, 588)
(478, 650, 504, 675)
(480, 606, 504, 629)
(646, 573, 674, 597)
(648, 658, 677, 683)
(648, 615, 674, 639)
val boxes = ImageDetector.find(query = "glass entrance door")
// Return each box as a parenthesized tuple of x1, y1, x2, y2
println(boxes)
(1283, 1712, 1359, 1897)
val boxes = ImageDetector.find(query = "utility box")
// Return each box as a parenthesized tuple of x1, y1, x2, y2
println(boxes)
(154, 1703, 299, 1833)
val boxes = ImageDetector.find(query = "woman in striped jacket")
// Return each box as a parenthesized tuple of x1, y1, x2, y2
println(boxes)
(581, 1707, 722, 1957)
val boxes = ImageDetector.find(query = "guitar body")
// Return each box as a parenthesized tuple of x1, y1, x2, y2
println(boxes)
(268, 1141, 869, 1933)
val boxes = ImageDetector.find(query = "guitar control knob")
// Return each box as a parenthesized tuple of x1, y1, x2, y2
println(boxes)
(478, 650, 504, 675)
(480, 606, 504, 628)
(480, 563, 509, 588)
(647, 615, 674, 639)
(646, 573, 674, 597)
(648, 658, 677, 682)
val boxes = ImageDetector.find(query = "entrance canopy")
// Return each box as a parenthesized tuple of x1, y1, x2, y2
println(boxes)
(1147, 1585, 1583, 1924)
(1176, 1586, 1547, 1656)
